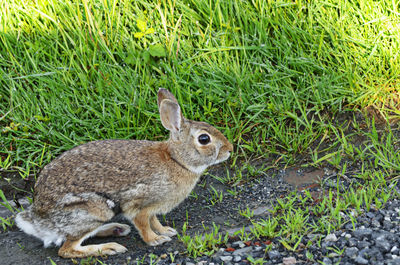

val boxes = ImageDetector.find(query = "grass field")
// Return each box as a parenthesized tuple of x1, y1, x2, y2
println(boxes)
(1, 0, 400, 261)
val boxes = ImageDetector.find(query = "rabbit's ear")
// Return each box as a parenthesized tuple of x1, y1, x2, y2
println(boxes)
(159, 99, 181, 133)
(157, 88, 179, 108)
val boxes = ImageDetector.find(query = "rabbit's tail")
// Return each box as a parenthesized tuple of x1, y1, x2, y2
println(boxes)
(15, 207, 65, 247)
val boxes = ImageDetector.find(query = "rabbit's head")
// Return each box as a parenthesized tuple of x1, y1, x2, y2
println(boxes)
(158, 88, 233, 174)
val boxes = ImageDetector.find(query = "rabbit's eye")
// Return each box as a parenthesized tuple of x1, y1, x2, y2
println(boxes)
(198, 134, 210, 145)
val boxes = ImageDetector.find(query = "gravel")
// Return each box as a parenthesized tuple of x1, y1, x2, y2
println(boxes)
(164, 198, 400, 265)
(2, 164, 400, 264)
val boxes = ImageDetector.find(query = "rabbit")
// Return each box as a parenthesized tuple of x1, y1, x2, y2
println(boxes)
(15, 88, 233, 258)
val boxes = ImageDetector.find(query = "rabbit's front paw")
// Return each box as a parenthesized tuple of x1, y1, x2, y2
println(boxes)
(160, 227, 177, 237)
(148, 235, 172, 246)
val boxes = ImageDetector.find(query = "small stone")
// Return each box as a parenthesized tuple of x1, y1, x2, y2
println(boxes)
(357, 240, 371, 249)
(383, 220, 394, 230)
(373, 214, 384, 222)
(268, 250, 281, 259)
(345, 233, 352, 239)
(324, 233, 338, 242)
(186, 263, 195, 265)
(372, 219, 381, 227)
(366, 212, 375, 218)
(348, 238, 358, 247)
(375, 239, 391, 253)
(354, 256, 369, 265)
(322, 257, 332, 264)
(337, 237, 347, 248)
(220, 256, 233, 262)
(358, 248, 370, 259)
(374, 231, 389, 241)
(392, 246, 399, 254)
(388, 258, 400, 265)
(232, 246, 253, 256)
(345, 247, 359, 258)
(353, 228, 373, 239)
(322, 241, 334, 249)
(253, 205, 271, 215)
(233, 256, 241, 262)
(254, 246, 263, 252)
(232, 241, 245, 248)
(250, 251, 263, 258)
(282, 257, 296, 265)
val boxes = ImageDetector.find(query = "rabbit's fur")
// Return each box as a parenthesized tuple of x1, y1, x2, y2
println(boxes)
(16, 89, 233, 258)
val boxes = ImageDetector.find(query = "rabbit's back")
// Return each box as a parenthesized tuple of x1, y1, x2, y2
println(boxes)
(33, 140, 179, 215)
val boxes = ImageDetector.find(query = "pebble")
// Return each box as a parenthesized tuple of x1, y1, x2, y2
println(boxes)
(324, 233, 338, 242)
(388, 258, 400, 265)
(232, 241, 245, 248)
(392, 246, 399, 253)
(254, 246, 263, 251)
(376, 238, 391, 252)
(354, 256, 369, 264)
(345, 247, 359, 258)
(357, 240, 371, 249)
(353, 228, 373, 239)
(268, 250, 281, 259)
(322, 257, 332, 264)
(219, 256, 233, 262)
(372, 219, 381, 227)
(348, 238, 358, 247)
(252, 205, 271, 215)
(282, 256, 297, 265)
(232, 246, 253, 256)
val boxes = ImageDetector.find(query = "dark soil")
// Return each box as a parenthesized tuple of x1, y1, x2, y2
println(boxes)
(0, 161, 326, 265)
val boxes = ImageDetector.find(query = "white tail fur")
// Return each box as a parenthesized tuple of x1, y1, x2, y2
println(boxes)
(15, 210, 65, 247)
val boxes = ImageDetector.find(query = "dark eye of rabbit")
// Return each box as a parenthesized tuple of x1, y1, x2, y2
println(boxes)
(198, 134, 211, 145)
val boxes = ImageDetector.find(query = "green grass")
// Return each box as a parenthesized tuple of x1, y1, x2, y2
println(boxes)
(1, 0, 400, 263)
(1, 0, 399, 171)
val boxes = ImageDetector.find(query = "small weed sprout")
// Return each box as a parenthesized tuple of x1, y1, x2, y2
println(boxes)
(238, 206, 254, 219)
(178, 223, 228, 258)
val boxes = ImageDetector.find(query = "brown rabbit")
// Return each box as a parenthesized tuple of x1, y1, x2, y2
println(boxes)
(15, 88, 233, 258)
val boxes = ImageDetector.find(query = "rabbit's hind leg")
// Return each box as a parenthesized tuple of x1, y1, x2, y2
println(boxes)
(150, 215, 177, 237)
(94, 222, 131, 237)
(133, 208, 172, 246)
(58, 224, 128, 258)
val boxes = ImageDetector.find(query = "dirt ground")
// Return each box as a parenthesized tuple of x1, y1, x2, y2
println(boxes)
(0, 162, 333, 265)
